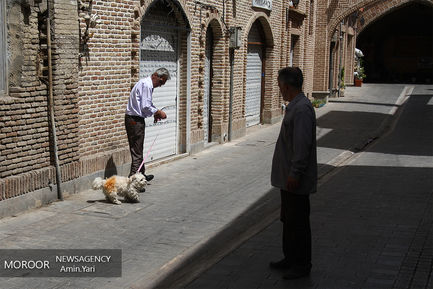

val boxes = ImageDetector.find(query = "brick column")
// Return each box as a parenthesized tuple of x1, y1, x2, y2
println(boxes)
(51, 0, 80, 170)
(312, 0, 329, 95)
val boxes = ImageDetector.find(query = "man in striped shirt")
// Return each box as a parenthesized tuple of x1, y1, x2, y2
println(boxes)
(125, 68, 169, 180)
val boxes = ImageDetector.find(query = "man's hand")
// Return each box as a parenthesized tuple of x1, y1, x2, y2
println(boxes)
(154, 110, 167, 123)
(287, 176, 300, 192)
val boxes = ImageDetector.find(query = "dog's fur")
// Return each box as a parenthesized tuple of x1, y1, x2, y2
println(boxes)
(92, 173, 146, 205)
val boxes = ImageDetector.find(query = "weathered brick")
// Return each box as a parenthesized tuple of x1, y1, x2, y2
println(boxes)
(2, 0, 402, 203)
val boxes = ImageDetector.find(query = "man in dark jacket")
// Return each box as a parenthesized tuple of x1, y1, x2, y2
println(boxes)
(270, 67, 317, 279)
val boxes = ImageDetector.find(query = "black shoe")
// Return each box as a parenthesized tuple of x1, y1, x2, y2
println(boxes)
(145, 174, 154, 182)
(269, 259, 291, 270)
(283, 267, 311, 280)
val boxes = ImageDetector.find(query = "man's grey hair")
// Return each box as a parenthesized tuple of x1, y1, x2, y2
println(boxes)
(154, 68, 171, 80)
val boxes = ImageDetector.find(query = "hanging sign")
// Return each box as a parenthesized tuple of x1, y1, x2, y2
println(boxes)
(252, 0, 272, 11)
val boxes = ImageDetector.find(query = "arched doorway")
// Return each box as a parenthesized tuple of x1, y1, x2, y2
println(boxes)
(357, 1, 433, 84)
(140, 0, 189, 161)
(204, 25, 213, 143)
(245, 20, 266, 127)
(328, 30, 342, 96)
(203, 19, 224, 144)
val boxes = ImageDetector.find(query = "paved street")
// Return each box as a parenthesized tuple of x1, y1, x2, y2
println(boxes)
(0, 84, 425, 289)
(184, 85, 433, 289)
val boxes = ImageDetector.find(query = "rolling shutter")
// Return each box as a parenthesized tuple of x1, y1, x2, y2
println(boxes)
(140, 8, 178, 161)
(245, 23, 264, 127)
(245, 46, 263, 127)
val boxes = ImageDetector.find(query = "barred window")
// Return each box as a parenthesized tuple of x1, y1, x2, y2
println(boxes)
(0, 0, 7, 96)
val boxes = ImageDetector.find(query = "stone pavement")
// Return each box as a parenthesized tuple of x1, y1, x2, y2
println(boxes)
(0, 84, 415, 289)
(184, 85, 433, 289)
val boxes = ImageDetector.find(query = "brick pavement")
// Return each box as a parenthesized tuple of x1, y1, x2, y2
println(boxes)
(0, 84, 415, 289)
(184, 85, 433, 289)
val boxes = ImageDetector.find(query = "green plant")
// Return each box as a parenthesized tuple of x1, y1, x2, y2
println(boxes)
(355, 59, 366, 80)
(311, 98, 326, 108)
(340, 67, 345, 88)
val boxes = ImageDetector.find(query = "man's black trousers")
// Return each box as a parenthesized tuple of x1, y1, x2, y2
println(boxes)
(280, 189, 312, 270)
(125, 114, 145, 177)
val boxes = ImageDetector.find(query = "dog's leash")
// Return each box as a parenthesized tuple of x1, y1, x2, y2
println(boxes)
(136, 105, 174, 174)
(137, 134, 158, 174)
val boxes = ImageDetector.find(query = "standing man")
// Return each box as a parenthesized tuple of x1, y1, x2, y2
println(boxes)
(270, 67, 317, 279)
(125, 68, 169, 180)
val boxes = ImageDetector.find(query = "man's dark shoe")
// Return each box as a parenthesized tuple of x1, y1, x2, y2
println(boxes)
(283, 268, 311, 280)
(145, 174, 154, 182)
(269, 259, 291, 270)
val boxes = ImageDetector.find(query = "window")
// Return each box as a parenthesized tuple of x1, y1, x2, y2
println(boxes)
(0, 0, 7, 95)
(290, 35, 299, 67)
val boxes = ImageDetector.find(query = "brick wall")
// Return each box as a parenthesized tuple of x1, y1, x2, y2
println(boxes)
(312, 0, 329, 93)
(1, 1, 51, 199)
(310, 0, 432, 94)
(356, 0, 428, 35)
(52, 0, 81, 165)
(77, 0, 134, 158)
(0, 0, 80, 199)
(313, 0, 361, 94)
(1, 0, 368, 211)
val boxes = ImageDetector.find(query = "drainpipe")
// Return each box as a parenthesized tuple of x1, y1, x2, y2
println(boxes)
(46, 0, 63, 200)
(186, 31, 192, 153)
(329, 41, 335, 96)
(228, 48, 234, 141)
(337, 20, 344, 98)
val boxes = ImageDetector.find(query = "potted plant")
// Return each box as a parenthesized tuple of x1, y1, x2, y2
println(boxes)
(354, 50, 366, 87)
(354, 65, 366, 87)
(311, 91, 328, 108)
(311, 98, 326, 108)
(339, 67, 345, 97)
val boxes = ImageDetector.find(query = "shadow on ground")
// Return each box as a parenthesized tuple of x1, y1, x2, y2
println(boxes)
(184, 164, 433, 289)
(316, 111, 388, 151)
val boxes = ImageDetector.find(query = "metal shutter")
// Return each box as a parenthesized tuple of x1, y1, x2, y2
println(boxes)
(203, 29, 212, 143)
(245, 22, 264, 127)
(140, 8, 179, 161)
(245, 45, 263, 127)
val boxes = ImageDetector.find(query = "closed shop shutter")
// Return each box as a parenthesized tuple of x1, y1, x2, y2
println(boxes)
(245, 22, 264, 127)
(140, 8, 179, 161)
(245, 46, 263, 127)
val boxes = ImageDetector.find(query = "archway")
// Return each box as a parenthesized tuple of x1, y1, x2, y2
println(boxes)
(357, 1, 433, 83)
(204, 25, 213, 143)
(203, 18, 224, 143)
(139, 0, 190, 161)
(245, 20, 266, 127)
(243, 14, 274, 127)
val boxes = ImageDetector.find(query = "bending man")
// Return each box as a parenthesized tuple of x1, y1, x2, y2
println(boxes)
(125, 68, 169, 180)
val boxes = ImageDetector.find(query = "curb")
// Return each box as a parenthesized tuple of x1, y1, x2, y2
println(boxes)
(353, 85, 413, 152)
(319, 85, 414, 176)
(129, 86, 413, 289)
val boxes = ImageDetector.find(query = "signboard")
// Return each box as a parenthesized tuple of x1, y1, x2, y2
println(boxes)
(252, 0, 272, 11)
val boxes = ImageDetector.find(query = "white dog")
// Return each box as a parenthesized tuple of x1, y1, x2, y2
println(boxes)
(92, 173, 147, 205)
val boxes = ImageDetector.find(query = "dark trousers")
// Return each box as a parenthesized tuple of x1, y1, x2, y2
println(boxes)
(125, 114, 145, 177)
(280, 190, 312, 270)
